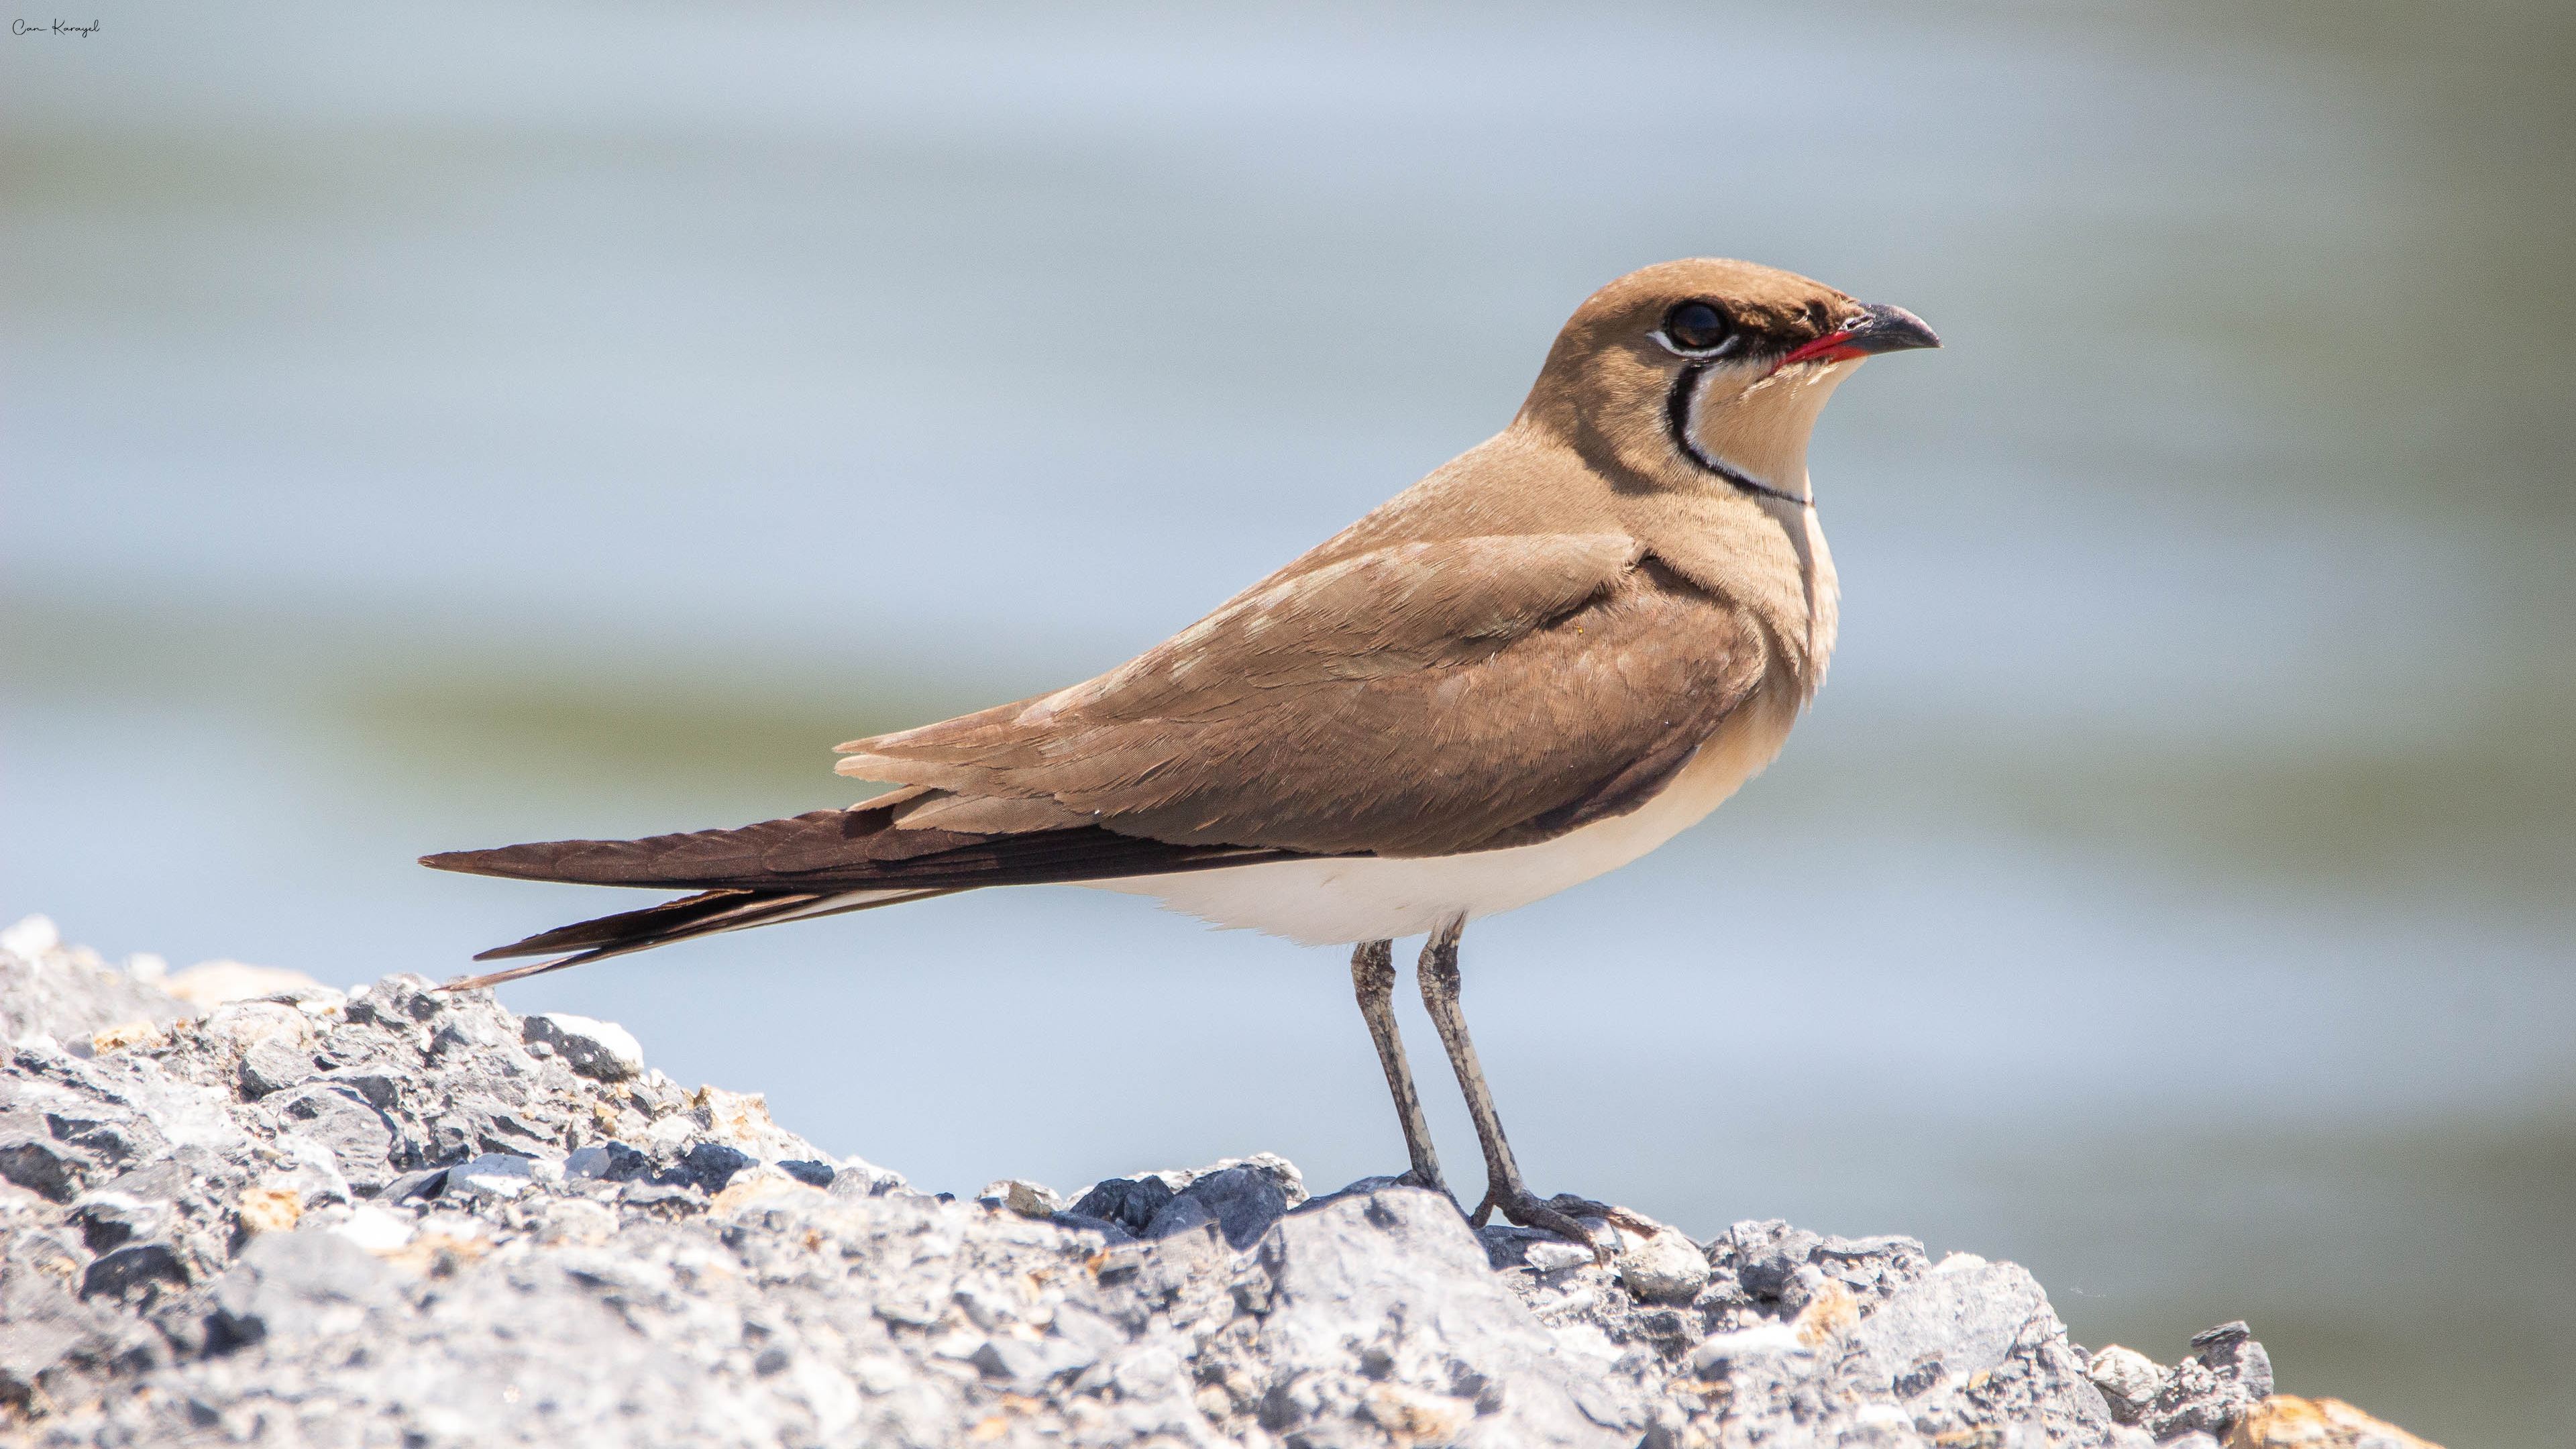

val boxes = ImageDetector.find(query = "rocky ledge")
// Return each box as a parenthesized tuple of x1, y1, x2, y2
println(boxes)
(0, 917, 2436, 1449)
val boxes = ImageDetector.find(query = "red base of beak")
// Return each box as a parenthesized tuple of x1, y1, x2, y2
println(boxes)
(1778, 331, 1864, 368)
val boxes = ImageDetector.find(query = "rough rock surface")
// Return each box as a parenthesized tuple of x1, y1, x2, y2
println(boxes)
(0, 920, 2418, 1448)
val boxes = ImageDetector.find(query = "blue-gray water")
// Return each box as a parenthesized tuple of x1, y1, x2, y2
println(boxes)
(5, 4, 2571, 1441)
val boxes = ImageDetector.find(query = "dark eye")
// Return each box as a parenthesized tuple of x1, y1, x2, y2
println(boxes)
(1662, 300, 1734, 354)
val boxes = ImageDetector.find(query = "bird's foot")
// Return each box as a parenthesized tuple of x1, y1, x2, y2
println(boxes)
(1474, 1186, 1635, 1263)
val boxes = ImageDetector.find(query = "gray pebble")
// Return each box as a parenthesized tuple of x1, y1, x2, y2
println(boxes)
(775, 1158, 834, 1189)
(1068, 1175, 1174, 1234)
(565, 1140, 649, 1181)
(519, 1012, 645, 1082)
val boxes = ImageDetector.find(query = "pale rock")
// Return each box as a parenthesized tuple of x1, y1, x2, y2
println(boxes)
(444, 1152, 541, 1199)
(199, 1000, 315, 1053)
(271, 1132, 355, 1208)
(2088, 1343, 2165, 1419)
(1523, 1238, 1595, 1275)
(711, 1166, 824, 1214)
(537, 1198, 616, 1246)
(1, 915, 61, 957)
(1615, 1223, 1710, 1303)
(332, 1205, 418, 1255)
(165, 961, 331, 1009)
(1689, 1322, 1808, 1375)
(980, 1178, 1067, 1218)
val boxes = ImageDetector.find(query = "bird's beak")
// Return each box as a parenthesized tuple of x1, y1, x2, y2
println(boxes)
(1777, 303, 1942, 368)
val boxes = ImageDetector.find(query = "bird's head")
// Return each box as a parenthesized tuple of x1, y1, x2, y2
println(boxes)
(1517, 258, 1939, 506)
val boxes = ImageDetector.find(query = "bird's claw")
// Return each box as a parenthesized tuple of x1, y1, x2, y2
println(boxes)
(1474, 1187, 1621, 1264)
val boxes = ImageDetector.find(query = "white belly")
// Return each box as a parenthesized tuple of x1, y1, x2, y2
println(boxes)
(1085, 692, 1801, 945)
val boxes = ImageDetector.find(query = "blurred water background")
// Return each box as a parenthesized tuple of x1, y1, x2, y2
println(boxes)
(5, 2, 2571, 1440)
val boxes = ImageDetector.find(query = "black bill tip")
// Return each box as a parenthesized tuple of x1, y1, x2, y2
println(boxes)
(1848, 302, 1940, 354)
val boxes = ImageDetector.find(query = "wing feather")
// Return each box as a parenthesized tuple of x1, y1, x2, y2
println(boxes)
(429, 533, 1778, 976)
(835, 537, 1772, 857)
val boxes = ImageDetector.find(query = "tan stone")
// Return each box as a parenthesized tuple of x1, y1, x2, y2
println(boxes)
(235, 1184, 302, 1234)
(89, 1019, 167, 1055)
(980, 1179, 1067, 1219)
(381, 1228, 492, 1277)
(712, 1167, 825, 1216)
(2227, 1395, 2443, 1449)
(193, 1000, 315, 1053)
(1793, 1280, 1860, 1346)
(689, 1083, 810, 1159)
(1360, 1381, 1472, 1442)
(164, 960, 329, 1008)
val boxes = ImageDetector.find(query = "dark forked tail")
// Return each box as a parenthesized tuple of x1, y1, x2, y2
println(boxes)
(423, 795, 1298, 990)
(436, 886, 956, 991)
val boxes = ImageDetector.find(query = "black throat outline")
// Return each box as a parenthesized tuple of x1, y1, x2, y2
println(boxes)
(1664, 363, 1813, 508)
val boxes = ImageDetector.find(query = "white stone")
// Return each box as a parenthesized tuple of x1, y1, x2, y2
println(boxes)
(447, 1153, 539, 1199)
(0, 915, 60, 958)
(1523, 1240, 1595, 1275)
(1851, 1403, 1914, 1430)
(417, 1212, 491, 1243)
(333, 1204, 418, 1254)
(1686, 1323, 1806, 1374)
(834, 1155, 906, 1197)
(2086, 1343, 2165, 1409)
(1616, 1227, 1711, 1304)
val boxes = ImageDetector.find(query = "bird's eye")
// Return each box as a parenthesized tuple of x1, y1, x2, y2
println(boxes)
(1662, 301, 1734, 354)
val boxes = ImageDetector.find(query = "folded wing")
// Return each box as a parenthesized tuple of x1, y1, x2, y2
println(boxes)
(835, 533, 1774, 857)
(426, 532, 1773, 981)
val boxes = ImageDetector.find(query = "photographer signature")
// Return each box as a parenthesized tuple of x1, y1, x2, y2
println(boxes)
(13, 18, 101, 36)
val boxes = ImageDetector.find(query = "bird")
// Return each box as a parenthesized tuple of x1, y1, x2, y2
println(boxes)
(423, 258, 1939, 1251)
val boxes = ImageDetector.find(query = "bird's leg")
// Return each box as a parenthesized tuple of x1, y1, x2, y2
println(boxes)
(1414, 915, 1611, 1258)
(1350, 939, 1448, 1195)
